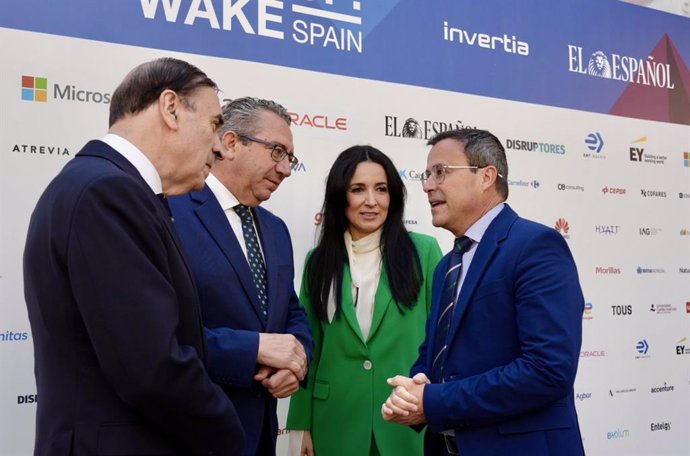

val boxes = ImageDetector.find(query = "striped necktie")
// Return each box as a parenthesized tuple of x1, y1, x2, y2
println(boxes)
(431, 236, 473, 383)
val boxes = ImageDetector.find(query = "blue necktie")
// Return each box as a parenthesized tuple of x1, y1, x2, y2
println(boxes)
(234, 204, 268, 319)
(431, 236, 473, 383)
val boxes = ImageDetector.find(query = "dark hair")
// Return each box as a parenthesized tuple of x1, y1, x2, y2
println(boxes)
(109, 57, 218, 127)
(306, 145, 423, 321)
(428, 129, 509, 199)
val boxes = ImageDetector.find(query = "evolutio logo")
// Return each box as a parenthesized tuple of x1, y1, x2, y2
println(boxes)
(22, 75, 48, 102)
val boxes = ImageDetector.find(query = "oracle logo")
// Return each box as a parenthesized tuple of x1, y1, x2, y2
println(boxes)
(289, 112, 348, 130)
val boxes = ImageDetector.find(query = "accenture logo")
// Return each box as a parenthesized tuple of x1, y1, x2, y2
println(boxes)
(650, 382, 674, 393)
(567, 45, 675, 89)
(640, 189, 667, 198)
(505, 138, 565, 155)
(384, 116, 476, 140)
(21, 75, 48, 102)
(595, 266, 620, 275)
(636, 266, 665, 274)
(602, 186, 626, 195)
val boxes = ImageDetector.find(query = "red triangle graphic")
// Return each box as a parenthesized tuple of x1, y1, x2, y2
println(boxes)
(609, 34, 690, 125)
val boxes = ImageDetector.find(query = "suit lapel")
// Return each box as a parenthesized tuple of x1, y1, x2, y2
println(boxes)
(448, 205, 518, 343)
(340, 263, 366, 344)
(367, 267, 393, 342)
(191, 187, 265, 324)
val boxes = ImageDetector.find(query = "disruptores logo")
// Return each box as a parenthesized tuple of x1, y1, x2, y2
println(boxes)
(141, 0, 365, 53)
(505, 138, 565, 155)
(384, 116, 475, 140)
(650, 382, 674, 393)
(442, 22, 529, 56)
(21, 75, 48, 102)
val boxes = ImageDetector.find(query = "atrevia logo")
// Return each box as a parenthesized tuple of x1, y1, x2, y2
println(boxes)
(636, 266, 665, 274)
(584, 132, 605, 159)
(12, 144, 70, 157)
(583, 302, 593, 320)
(141, 0, 364, 53)
(650, 422, 672, 432)
(607, 429, 630, 440)
(20, 74, 111, 104)
(442, 22, 529, 56)
(629, 136, 667, 165)
(22, 75, 48, 102)
(650, 382, 674, 393)
(555, 218, 570, 238)
(676, 337, 690, 355)
(384, 116, 475, 140)
(684, 152, 689, 167)
(0, 330, 29, 342)
(602, 186, 626, 195)
(567, 45, 675, 89)
(635, 339, 650, 357)
(505, 138, 566, 155)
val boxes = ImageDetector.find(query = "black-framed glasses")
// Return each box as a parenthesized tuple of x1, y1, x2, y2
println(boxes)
(420, 163, 504, 186)
(237, 133, 298, 167)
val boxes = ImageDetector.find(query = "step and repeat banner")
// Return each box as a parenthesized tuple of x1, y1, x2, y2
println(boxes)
(1, 1, 689, 455)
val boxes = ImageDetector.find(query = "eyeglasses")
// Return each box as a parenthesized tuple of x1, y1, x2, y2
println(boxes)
(237, 133, 298, 167)
(420, 163, 504, 186)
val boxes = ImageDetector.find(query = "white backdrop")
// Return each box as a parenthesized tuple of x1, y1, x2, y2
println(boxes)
(1, 16, 689, 456)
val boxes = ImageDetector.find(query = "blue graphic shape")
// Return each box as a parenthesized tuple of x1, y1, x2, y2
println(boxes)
(636, 339, 649, 355)
(585, 132, 604, 153)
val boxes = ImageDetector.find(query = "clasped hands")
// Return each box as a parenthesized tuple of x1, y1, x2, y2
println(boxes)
(256, 333, 307, 398)
(381, 373, 430, 425)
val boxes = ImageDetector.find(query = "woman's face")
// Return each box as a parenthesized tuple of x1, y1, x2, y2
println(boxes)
(345, 161, 390, 241)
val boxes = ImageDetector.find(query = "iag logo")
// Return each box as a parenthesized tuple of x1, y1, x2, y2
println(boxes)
(21, 75, 48, 102)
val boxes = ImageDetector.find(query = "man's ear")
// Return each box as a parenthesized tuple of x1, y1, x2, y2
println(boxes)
(221, 130, 239, 160)
(159, 89, 179, 129)
(480, 165, 499, 190)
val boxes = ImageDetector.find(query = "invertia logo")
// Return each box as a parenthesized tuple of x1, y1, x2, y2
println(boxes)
(595, 266, 621, 275)
(602, 186, 626, 195)
(20, 74, 111, 104)
(21, 75, 48, 102)
(443, 22, 529, 56)
(384, 116, 475, 140)
(628, 136, 666, 165)
(554, 218, 570, 238)
(288, 112, 347, 130)
(567, 45, 675, 89)
(141, 0, 364, 53)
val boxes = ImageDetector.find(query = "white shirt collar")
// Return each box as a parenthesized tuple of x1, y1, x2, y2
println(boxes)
(101, 133, 162, 194)
(465, 202, 505, 244)
(206, 172, 241, 210)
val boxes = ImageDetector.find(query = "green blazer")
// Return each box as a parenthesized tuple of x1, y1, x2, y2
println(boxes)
(287, 232, 442, 456)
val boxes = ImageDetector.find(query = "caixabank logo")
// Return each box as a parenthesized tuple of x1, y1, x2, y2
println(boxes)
(384, 116, 476, 140)
(141, 0, 365, 53)
(20, 74, 111, 104)
(22, 75, 48, 102)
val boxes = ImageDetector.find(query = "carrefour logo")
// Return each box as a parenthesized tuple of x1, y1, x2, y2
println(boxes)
(21, 75, 48, 102)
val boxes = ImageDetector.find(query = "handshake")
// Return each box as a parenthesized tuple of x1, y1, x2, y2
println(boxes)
(381, 373, 431, 426)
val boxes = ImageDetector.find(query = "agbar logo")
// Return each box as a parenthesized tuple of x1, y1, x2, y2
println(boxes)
(22, 75, 48, 102)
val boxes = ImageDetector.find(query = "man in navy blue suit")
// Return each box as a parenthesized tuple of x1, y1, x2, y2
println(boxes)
(23, 58, 245, 455)
(382, 129, 585, 456)
(169, 97, 313, 456)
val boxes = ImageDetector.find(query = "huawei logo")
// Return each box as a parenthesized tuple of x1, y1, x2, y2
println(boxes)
(555, 218, 570, 234)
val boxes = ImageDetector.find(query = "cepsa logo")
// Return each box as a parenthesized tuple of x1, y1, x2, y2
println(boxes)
(141, 0, 365, 53)
(289, 112, 347, 131)
(602, 186, 626, 195)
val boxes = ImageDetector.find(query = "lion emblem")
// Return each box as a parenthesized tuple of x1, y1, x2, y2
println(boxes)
(402, 118, 422, 138)
(588, 51, 612, 78)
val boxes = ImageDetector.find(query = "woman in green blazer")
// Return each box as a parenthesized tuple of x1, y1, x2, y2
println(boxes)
(287, 145, 442, 456)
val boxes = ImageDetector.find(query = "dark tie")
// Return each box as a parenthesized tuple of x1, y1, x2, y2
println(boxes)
(431, 236, 473, 383)
(156, 193, 173, 221)
(234, 204, 268, 319)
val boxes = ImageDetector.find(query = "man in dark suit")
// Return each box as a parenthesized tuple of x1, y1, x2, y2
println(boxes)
(23, 58, 245, 456)
(168, 97, 313, 456)
(382, 129, 585, 456)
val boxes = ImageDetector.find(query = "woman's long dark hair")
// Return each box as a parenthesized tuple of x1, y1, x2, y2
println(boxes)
(306, 145, 423, 321)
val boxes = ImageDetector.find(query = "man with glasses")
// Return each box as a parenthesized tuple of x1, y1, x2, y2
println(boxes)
(169, 97, 313, 456)
(382, 129, 585, 456)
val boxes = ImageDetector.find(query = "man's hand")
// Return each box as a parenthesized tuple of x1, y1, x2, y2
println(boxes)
(255, 368, 300, 398)
(257, 333, 307, 380)
(381, 373, 429, 425)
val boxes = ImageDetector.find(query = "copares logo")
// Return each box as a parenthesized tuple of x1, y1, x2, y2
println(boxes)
(22, 75, 48, 102)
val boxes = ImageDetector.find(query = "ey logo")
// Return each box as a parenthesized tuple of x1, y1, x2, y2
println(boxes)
(629, 136, 646, 162)
(22, 75, 48, 102)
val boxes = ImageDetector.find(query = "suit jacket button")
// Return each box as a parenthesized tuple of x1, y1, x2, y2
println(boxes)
(363, 360, 372, 370)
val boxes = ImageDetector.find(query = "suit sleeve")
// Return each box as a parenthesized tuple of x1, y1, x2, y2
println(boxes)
(67, 176, 244, 456)
(423, 229, 584, 428)
(285, 252, 321, 430)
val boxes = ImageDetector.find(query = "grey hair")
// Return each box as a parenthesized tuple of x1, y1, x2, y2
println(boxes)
(427, 129, 509, 199)
(218, 96, 291, 138)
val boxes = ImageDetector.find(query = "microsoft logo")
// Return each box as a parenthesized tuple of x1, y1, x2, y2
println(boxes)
(22, 76, 48, 102)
